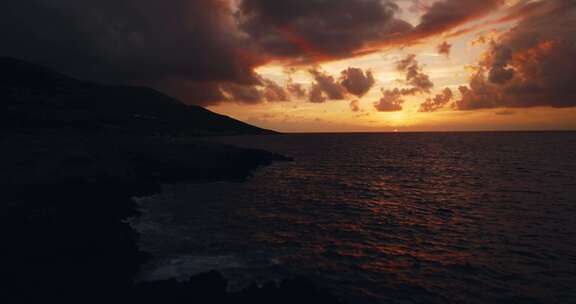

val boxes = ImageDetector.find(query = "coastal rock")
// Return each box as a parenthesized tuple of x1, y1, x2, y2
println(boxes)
(0, 57, 330, 302)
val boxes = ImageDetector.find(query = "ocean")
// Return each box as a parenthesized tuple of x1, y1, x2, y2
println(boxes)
(135, 132, 576, 303)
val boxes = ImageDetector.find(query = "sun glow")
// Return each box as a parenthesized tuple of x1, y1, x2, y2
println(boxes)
(208, 1, 576, 133)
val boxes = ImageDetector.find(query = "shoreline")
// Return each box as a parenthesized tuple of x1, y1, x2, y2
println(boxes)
(0, 57, 339, 302)
(2, 132, 341, 302)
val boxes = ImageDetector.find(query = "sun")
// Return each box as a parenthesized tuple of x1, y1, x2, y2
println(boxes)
(376, 110, 419, 128)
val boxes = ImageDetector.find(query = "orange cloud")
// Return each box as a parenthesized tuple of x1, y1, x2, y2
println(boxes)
(455, 0, 576, 110)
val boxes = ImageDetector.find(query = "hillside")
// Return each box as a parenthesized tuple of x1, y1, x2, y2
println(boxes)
(0, 57, 274, 136)
(0, 58, 315, 301)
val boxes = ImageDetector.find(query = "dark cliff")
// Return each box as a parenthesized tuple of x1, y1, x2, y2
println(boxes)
(0, 58, 338, 302)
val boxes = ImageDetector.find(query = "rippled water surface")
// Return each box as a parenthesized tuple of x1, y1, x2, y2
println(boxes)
(137, 132, 576, 303)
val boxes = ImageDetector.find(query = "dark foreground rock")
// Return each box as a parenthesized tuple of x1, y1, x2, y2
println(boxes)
(0, 58, 339, 302)
(0, 133, 306, 302)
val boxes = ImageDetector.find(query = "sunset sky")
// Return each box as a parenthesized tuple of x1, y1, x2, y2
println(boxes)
(3, 0, 576, 132)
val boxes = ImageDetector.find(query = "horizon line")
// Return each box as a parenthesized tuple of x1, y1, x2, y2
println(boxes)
(270, 129, 576, 135)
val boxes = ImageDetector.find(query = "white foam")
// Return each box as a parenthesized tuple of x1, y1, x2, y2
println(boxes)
(138, 255, 245, 282)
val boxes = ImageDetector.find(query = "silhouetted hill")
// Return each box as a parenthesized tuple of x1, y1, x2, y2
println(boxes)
(0, 57, 274, 136)
(0, 58, 342, 302)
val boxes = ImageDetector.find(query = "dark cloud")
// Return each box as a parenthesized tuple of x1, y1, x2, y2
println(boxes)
(418, 88, 453, 112)
(442, 0, 551, 40)
(455, 73, 501, 110)
(309, 84, 326, 103)
(221, 83, 263, 104)
(339, 68, 376, 97)
(0, 0, 509, 108)
(0, 0, 262, 106)
(286, 80, 307, 99)
(218, 76, 291, 104)
(308, 69, 347, 102)
(307, 68, 379, 103)
(238, 0, 413, 60)
(374, 54, 434, 112)
(0, 1, 97, 77)
(261, 78, 290, 102)
(487, 45, 515, 84)
(237, 0, 504, 63)
(374, 89, 405, 112)
(396, 54, 434, 94)
(413, 0, 503, 37)
(455, 0, 576, 110)
(437, 41, 452, 56)
(306, 68, 377, 103)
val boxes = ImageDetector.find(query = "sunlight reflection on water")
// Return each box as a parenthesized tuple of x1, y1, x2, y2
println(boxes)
(137, 132, 576, 303)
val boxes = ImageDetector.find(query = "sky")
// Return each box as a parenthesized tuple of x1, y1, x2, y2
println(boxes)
(2, 0, 576, 132)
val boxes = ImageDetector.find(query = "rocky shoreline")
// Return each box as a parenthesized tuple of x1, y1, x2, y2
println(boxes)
(2, 134, 340, 302)
(1, 57, 340, 302)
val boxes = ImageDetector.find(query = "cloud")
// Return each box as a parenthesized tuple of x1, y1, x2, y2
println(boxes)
(238, 0, 413, 60)
(470, 29, 504, 46)
(0, 0, 508, 107)
(374, 54, 434, 112)
(455, 74, 501, 110)
(235, 0, 506, 66)
(308, 69, 347, 102)
(307, 67, 379, 103)
(219, 75, 291, 104)
(349, 100, 361, 112)
(413, 0, 504, 37)
(396, 54, 434, 94)
(486, 44, 515, 84)
(286, 80, 307, 99)
(342, 0, 504, 53)
(455, 0, 576, 110)
(308, 84, 326, 103)
(0, 0, 262, 106)
(418, 88, 453, 112)
(437, 41, 452, 56)
(408, 0, 431, 14)
(374, 89, 405, 112)
(496, 0, 561, 23)
(221, 82, 263, 104)
(261, 78, 290, 102)
(442, 0, 550, 40)
(339, 68, 376, 97)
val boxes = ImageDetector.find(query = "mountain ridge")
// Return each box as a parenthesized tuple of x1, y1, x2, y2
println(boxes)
(0, 56, 275, 136)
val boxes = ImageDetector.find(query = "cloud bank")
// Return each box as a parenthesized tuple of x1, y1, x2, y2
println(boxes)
(455, 0, 576, 110)
(0, 0, 506, 106)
